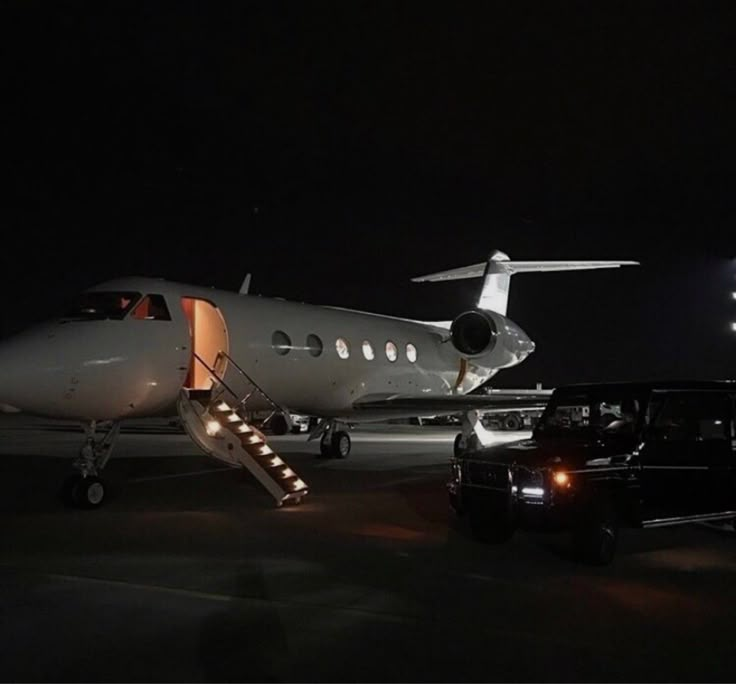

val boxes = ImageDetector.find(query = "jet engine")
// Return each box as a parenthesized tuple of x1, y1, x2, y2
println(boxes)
(450, 310, 498, 357)
(449, 308, 535, 373)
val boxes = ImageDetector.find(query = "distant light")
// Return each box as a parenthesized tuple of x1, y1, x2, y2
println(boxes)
(732, 322, 736, 332)
(732, 292, 736, 300)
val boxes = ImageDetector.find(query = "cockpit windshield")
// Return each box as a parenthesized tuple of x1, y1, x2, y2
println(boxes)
(63, 291, 141, 321)
(535, 389, 648, 438)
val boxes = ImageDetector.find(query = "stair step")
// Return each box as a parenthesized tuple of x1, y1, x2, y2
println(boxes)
(179, 387, 308, 507)
(280, 474, 307, 491)
(211, 401, 233, 412)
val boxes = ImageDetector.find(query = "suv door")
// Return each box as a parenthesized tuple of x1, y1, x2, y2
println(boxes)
(640, 390, 734, 520)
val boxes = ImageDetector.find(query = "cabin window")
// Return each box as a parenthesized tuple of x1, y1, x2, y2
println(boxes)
(130, 294, 171, 321)
(272, 330, 292, 355)
(64, 291, 141, 320)
(406, 343, 417, 363)
(306, 334, 323, 357)
(385, 340, 398, 362)
(336, 337, 350, 359)
(362, 340, 375, 360)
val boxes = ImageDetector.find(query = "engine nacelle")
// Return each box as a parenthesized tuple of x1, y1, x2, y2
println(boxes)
(450, 310, 498, 357)
(449, 308, 535, 368)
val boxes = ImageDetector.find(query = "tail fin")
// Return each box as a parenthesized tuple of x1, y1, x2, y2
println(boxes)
(411, 250, 639, 316)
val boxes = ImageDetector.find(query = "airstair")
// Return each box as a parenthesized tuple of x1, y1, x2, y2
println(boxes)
(177, 351, 308, 506)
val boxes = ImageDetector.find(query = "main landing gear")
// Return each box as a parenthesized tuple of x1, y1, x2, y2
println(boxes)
(61, 421, 120, 509)
(453, 410, 489, 458)
(318, 421, 352, 459)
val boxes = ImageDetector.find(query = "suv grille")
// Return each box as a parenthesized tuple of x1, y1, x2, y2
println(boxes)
(466, 462, 511, 490)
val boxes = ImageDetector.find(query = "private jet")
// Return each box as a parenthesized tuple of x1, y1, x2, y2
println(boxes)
(0, 250, 637, 508)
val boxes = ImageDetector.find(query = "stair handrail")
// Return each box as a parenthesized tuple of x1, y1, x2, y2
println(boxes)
(214, 350, 283, 414)
(191, 352, 243, 406)
(191, 351, 282, 415)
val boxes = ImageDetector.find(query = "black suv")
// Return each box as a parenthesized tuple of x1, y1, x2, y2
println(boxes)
(448, 381, 736, 564)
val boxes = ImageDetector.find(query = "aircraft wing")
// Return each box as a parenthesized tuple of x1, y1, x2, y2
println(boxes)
(352, 389, 553, 417)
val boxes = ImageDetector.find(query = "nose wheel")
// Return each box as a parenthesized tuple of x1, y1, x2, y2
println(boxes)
(62, 474, 106, 508)
(61, 421, 119, 509)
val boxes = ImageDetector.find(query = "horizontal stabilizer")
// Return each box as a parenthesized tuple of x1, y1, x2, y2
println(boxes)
(411, 260, 639, 282)
(412, 251, 639, 315)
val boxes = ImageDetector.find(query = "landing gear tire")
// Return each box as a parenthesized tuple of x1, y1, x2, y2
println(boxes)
(62, 475, 106, 509)
(319, 433, 332, 458)
(75, 476, 106, 509)
(572, 500, 619, 565)
(61, 473, 84, 507)
(453, 433, 480, 458)
(270, 414, 289, 436)
(320, 430, 351, 458)
(332, 431, 351, 458)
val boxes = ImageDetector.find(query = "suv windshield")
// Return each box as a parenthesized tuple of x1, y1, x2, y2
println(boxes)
(63, 291, 141, 321)
(535, 389, 648, 438)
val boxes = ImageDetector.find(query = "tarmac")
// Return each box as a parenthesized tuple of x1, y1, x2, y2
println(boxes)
(1, 416, 736, 682)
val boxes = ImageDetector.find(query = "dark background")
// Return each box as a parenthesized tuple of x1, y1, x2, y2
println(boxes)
(3, 2, 735, 387)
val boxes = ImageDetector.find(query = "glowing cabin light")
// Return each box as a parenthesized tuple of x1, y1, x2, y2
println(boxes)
(293, 479, 306, 490)
(227, 413, 241, 422)
(521, 487, 544, 497)
(206, 420, 222, 436)
(270, 456, 284, 467)
(553, 471, 570, 487)
(237, 424, 251, 433)
(216, 402, 231, 411)
(282, 468, 295, 478)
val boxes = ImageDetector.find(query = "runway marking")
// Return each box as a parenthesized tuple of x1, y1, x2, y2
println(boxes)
(127, 467, 233, 483)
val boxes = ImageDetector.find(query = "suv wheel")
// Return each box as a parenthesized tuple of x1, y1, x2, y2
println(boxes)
(572, 499, 619, 565)
(503, 413, 522, 431)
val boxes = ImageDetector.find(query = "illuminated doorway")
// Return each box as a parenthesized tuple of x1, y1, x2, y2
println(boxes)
(181, 298, 229, 389)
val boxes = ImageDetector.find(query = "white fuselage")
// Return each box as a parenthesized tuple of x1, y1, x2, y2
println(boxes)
(0, 277, 535, 421)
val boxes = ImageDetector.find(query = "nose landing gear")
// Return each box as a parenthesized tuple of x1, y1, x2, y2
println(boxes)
(61, 421, 120, 509)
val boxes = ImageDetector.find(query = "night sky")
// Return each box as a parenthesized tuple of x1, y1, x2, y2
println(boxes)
(3, 3, 735, 387)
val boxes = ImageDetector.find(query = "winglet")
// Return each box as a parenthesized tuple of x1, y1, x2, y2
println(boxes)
(239, 273, 252, 295)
